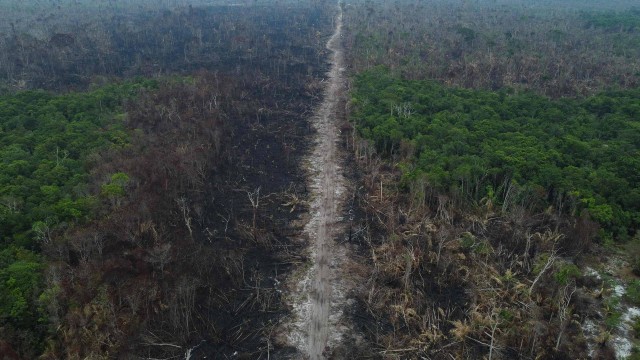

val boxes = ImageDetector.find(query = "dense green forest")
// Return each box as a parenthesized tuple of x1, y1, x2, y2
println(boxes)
(0, 80, 156, 355)
(352, 67, 640, 242)
(0, 81, 156, 244)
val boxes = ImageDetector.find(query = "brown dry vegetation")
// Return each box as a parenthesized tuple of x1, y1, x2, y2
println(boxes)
(342, 142, 604, 358)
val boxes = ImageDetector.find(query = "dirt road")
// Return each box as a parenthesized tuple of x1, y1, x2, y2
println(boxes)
(307, 8, 346, 358)
(286, 5, 348, 359)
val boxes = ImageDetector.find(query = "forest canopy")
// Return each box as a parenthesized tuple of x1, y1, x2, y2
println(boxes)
(0, 79, 157, 246)
(0, 79, 156, 355)
(352, 67, 640, 241)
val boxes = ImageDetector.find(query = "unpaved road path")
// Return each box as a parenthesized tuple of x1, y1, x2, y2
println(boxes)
(286, 5, 348, 359)
(307, 8, 346, 358)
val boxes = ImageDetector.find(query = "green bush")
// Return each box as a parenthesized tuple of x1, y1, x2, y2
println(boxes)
(554, 264, 581, 285)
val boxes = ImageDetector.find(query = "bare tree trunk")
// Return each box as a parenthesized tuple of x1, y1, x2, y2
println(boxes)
(247, 187, 261, 239)
(555, 281, 576, 350)
(176, 197, 193, 239)
(529, 247, 557, 294)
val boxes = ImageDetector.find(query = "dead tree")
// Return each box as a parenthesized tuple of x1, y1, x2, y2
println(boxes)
(555, 281, 576, 350)
(176, 197, 193, 239)
(529, 247, 558, 294)
(247, 186, 261, 239)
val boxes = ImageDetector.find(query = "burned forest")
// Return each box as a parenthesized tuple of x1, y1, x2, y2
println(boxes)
(1, 0, 640, 359)
(1, 1, 333, 358)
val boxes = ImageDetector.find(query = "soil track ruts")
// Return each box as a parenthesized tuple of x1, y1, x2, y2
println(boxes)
(285, 5, 348, 359)
(307, 8, 346, 358)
